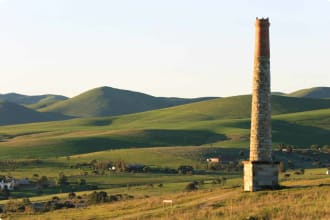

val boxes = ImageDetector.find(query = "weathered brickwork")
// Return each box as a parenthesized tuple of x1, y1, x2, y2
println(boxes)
(250, 18, 272, 162)
(250, 56, 272, 162)
(244, 18, 279, 192)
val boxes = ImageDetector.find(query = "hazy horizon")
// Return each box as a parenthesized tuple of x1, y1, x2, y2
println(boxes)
(1, 0, 329, 98)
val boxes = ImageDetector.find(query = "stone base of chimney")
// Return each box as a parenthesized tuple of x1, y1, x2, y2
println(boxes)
(243, 161, 279, 192)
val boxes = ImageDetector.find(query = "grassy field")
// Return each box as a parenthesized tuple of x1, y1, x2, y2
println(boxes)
(0, 92, 328, 219)
(1, 168, 328, 220)
(0, 144, 327, 202)
(0, 146, 243, 179)
(0, 102, 328, 160)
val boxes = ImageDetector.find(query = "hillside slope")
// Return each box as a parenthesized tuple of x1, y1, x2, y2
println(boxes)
(0, 95, 329, 158)
(0, 101, 72, 125)
(0, 93, 67, 105)
(39, 86, 216, 117)
(27, 95, 69, 110)
(288, 87, 330, 99)
(111, 95, 330, 124)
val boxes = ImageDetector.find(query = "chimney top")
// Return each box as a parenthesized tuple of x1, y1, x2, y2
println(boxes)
(255, 17, 270, 27)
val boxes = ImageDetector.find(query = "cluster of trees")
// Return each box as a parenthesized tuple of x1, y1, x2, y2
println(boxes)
(57, 172, 69, 186)
(178, 165, 194, 174)
(206, 161, 242, 172)
(74, 159, 202, 175)
(185, 177, 227, 191)
(0, 191, 134, 214)
(73, 159, 127, 174)
(31, 174, 50, 189)
(310, 144, 330, 153)
(1, 198, 33, 213)
(277, 144, 294, 152)
(87, 191, 132, 204)
(277, 143, 330, 153)
(0, 159, 42, 171)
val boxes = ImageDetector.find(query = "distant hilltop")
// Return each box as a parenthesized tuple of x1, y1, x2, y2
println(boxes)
(287, 87, 330, 99)
(0, 86, 329, 125)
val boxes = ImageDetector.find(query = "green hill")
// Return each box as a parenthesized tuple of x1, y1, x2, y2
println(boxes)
(44, 93, 330, 121)
(111, 95, 330, 124)
(271, 92, 286, 96)
(288, 87, 330, 99)
(0, 101, 72, 126)
(39, 86, 216, 117)
(0, 93, 67, 105)
(27, 95, 69, 110)
(0, 94, 329, 158)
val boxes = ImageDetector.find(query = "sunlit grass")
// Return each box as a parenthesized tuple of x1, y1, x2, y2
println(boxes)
(5, 170, 329, 220)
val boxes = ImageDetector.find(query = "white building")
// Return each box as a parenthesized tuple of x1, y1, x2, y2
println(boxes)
(0, 180, 15, 191)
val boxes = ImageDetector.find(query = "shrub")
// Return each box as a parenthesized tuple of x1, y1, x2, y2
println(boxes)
(57, 172, 69, 185)
(63, 201, 75, 208)
(310, 144, 320, 151)
(322, 145, 330, 153)
(52, 196, 60, 201)
(5, 199, 25, 212)
(178, 165, 194, 174)
(0, 188, 10, 199)
(68, 192, 76, 200)
(87, 191, 108, 204)
(185, 182, 198, 191)
(79, 179, 86, 186)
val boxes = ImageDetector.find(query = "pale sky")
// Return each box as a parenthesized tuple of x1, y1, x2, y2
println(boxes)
(0, 0, 329, 98)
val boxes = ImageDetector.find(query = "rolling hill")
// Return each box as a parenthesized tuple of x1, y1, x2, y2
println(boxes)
(0, 94, 329, 158)
(288, 87, 330, 99)
(39, 86, 216, 117)
(26, 95, 69, 110)
(0, 93, 67, 105)
(109, 94, 330, 124)
(0, 101, 72, 125)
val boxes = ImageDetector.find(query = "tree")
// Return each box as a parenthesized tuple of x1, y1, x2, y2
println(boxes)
(277, 143, 285, 151)
(221, 177, 227, 186)
(0, 188, 10, 199)
(279, 161, 285, 173)
(37, 176, 49, 188)
(57, 172, 69, 186)
(115, 160, 126, 172)
(79, 179, 86, 186)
